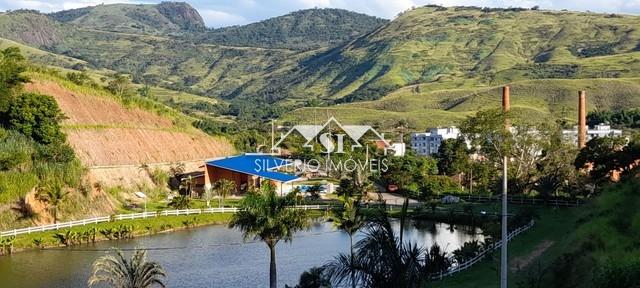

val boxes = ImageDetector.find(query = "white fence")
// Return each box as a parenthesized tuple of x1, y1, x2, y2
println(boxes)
(431, 219, 536, 280)
(0, 216, 111, 237)
(113, 212, 158, 221)
(0, 205, 328, 238)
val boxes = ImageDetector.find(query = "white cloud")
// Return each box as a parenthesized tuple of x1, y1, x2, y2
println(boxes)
(200, 9, 249, 27)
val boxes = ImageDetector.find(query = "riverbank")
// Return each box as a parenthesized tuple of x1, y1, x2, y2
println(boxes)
(430, 205, 579, 287)
(3, 213, 234, 253)
(2, 208, 328, 254)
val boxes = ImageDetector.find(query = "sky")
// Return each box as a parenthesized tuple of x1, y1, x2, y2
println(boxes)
(2, 0, 640, 28)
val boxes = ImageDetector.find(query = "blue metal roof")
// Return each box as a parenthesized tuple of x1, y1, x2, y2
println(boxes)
(206, 154, 299, 183)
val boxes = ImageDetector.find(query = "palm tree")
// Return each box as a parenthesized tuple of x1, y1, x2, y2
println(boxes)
(88, 248, 166, 288)
(215, 179, 235, 207)
(179, 175, 194, 197)
(324, 217, 452, 288)
(229, 183, 309, 288)
(329, 195, 365, 288)
(168, 195, 190, 209)
(38, 180, 68, 224)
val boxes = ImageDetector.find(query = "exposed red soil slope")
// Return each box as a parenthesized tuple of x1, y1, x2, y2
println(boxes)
(25, 80, 234, 166)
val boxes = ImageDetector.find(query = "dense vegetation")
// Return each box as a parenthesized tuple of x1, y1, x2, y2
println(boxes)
(196, 8, 387, 50)
(587, 109, 640, 128)
(0, 47, 84, 225)
(2, 4, 640, 129)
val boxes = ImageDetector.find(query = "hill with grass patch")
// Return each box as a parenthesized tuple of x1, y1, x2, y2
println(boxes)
(3, 5, 640, 127)
(48, 2, 205, 35)
(196, 8, 388, 50)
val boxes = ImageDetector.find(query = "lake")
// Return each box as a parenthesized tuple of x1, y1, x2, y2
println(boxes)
(0, 220, 483, 288)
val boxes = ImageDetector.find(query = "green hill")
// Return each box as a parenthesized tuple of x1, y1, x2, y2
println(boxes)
(2, 5, 640, 127)
(48, 2, 205, 35)
(283, 78, 640, 130)
(197, 8, 388, 50)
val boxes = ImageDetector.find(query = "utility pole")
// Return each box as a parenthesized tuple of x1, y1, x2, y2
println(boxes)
(501, 86, 510, 288)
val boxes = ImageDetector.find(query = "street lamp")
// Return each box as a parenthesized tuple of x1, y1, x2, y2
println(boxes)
(134, 191, 147, 215)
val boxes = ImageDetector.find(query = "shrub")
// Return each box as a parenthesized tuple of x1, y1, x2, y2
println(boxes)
(0, 171, 38, 203)
(0, 130, 34, 171)
(7, 92, 66, 144)
(150, 168, 170, 187)
(419, 175, 461, 198)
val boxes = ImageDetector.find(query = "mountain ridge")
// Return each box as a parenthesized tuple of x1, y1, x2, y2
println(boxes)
(2, 4, 640, 127)
(48, 2, 205, 35)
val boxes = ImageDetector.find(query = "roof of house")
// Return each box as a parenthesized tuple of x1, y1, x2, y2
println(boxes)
(205, 154, 299, 183)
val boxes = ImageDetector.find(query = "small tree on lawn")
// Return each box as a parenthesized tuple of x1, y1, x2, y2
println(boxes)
(215, 179, 235, 207)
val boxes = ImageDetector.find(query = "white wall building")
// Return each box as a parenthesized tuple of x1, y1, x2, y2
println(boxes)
(411, 127, 461, 156)
(562, 123, 622, 144)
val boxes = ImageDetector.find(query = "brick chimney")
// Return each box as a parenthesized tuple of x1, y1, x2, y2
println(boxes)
(578, 91, 586, 148)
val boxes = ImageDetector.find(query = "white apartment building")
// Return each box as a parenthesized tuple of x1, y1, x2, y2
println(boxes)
(562, 123, 623, 144)
(411, 127, 461, 156)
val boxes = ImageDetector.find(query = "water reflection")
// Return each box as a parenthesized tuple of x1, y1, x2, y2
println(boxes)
(0, 220, 483, 288)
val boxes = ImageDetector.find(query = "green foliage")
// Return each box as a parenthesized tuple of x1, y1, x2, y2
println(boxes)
(323, 217, 452, 287)
(0, 129, 34, 171)
(289, 267, 331, 288)
(574, 136, 628, 182)
(435, 138, 470, 176)
(588, 109, 640, 128)
(198, 8, 387, 50)
(50, 2, 204, 35)
(380, 152, 438, 190)
(547, 179, 640, 287)
(593, 259, 640, 288)
(168, 195, 191, 209)
(419, 175, 461, 198)
(0, 47, 28, 113)
(149, 168, 169, 187)
(88, 248, 166, 288)
(7, 92, 66, 144)
(214, 179, 235, 207)
(229, 188, 309, 288)
(65, 71, 92, 86)
(106, 74, 133, 98)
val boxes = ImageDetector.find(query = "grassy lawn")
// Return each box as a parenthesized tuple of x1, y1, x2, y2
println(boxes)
(431, 206, 579, 288)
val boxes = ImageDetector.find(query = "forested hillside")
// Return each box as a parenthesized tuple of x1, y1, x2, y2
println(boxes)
(2, 4, 640, 127)
(196, 8, 388, 50)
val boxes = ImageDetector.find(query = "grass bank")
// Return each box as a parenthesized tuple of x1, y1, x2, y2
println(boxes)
(5, 213, 234, 251)
(430, 206, 578, 287)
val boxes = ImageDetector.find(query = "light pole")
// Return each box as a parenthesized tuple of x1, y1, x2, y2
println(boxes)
(501, 86, 510, 288)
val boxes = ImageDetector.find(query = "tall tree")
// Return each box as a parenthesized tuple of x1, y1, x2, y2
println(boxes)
(434, 138, 470, 176)
(7, 93, 66, 145)
(229, 183, 309, 288)
(574, 136, 627, 182)
(329, 195, 365, 288)
(88, 248, 166, 288)
(0, 47, 29, 115)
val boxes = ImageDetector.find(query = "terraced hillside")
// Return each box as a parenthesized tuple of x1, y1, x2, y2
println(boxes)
(23, 73, 234, 167)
